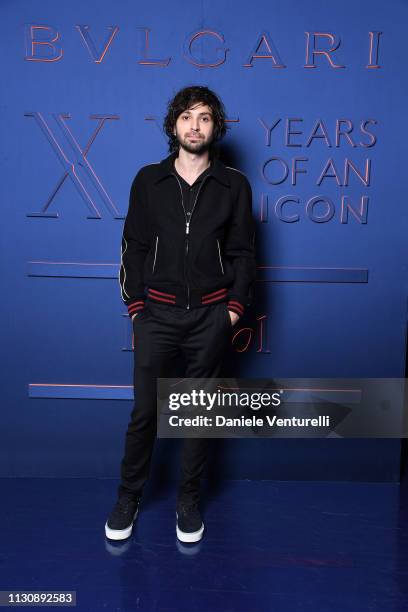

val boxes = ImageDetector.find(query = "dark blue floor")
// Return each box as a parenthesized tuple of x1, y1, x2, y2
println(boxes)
(1, 477, 408, 611)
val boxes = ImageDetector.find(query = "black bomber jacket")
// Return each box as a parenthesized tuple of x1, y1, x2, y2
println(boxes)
(119, 150, 256, 319)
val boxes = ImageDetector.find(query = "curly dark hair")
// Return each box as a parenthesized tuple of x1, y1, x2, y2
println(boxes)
(163, 85, 227, 154)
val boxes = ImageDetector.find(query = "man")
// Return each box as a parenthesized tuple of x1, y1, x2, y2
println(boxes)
(105, 85, 256, 543)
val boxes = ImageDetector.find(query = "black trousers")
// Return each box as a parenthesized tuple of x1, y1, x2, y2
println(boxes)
(118, 298, 233, 504)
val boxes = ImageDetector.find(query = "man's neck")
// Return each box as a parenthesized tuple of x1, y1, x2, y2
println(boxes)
(174, 148, 211, 178)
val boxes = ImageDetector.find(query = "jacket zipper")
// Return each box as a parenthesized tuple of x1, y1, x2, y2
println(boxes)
(172, 173, 210, 310)
(217, 239, 224, 274)
(152, 235, 158, 273)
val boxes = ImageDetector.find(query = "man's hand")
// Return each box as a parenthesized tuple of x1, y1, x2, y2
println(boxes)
(228, 310, 240, 326)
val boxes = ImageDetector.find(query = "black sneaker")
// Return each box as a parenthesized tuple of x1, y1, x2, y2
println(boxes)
(176, 500, 204, 543)
(105, 495, 140, 541)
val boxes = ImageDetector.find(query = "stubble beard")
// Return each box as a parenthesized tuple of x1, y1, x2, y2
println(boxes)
(175, 131, 214, 156)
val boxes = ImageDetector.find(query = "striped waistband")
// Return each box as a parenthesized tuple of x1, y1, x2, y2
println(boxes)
(146, 286, 228, 307)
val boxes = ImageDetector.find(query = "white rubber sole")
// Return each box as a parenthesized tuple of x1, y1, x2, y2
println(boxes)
(176, 513, 204, 543)
(104, 509, 138, 541)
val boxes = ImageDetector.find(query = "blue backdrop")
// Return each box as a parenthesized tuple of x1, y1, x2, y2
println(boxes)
(1, 0, 407, 480)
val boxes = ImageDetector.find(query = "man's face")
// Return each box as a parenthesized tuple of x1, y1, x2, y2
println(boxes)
(173, 102, 215, 155)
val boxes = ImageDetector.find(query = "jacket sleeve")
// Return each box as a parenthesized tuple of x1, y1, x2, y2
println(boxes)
(119, 170, 150, 318)
(224, 175, 257, 317)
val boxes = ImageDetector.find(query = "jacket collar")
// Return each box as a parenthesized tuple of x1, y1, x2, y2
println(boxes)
(154, 150, 230, 187)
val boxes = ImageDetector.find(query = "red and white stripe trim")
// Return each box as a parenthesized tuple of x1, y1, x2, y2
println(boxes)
(147, 287, 177, 304)
(145, 287, 245, 314)
(201, 287, 228, 304)
(127, 300, 145, 316)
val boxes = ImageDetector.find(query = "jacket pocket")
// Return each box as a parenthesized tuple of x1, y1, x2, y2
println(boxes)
(217, 239, 224, 275)
(152, 235, 159, 274)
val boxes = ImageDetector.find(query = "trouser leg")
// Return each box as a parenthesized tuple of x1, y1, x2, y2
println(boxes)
(177, 301, 232, 504)
(118, 303, 180, 498)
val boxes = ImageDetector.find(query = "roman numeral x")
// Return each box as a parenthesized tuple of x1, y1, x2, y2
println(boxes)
(24, 112, 123, 219)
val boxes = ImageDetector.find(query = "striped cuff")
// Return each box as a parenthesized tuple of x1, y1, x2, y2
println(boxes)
(227, 299, 244, 317)
(127, 300, 145, 318)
